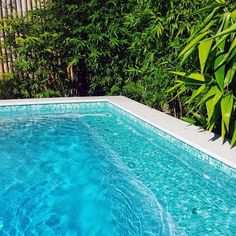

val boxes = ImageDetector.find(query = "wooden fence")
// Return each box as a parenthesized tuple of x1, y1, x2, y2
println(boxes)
(0, 0, 46, 76)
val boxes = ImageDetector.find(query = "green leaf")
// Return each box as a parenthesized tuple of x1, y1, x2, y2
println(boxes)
(188, 3, 220, 16)
(231, 9, 236, 20)
(231, 121, 236, 146)
(227, 36, 236, 60)
(221, 92, 234, 133)
(217, 12, 231, 36)
(221, 118, 226, 138)
(224, 62, 236, 87)
(188, 7, 219, 39)
(216, 37, 236, 69)
(171, 71, 204, 81)
(212, 34, 228, 51)
(216, 0, 225, 4)
(205, 88, 223, 123)
(198, 85, 220, 106)
(187, 84, 206, 104)
(198, 39, 213, 74)
(200, 20, 217, 34)
(214, 53, 225, 91)
(177, 78, 205, 85)
(179, 31, 210, 58)
(172, 71, 205, 86)
(207, 103, 221, 131)
(216, 13, 231, 51)
(180, 45, 196, 65)
(174, 85, 187, 98)
(167, 82, 183, 93)
(181, 117, 196, 125)
(211, 23, 236, 39)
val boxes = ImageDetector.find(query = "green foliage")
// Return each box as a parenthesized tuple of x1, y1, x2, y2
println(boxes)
(0, 1, 206, 102)
(172, 0, 236, 145)
(0, 0, 212, 112)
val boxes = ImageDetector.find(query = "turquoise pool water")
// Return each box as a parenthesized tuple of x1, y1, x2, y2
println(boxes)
(0, 102, 235, 235)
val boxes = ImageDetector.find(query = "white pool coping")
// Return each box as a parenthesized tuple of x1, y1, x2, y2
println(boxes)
(0, 96, 236, 170)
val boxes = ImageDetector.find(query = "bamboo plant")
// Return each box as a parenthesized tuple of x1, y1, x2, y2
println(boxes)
(171, 0, 236, 145)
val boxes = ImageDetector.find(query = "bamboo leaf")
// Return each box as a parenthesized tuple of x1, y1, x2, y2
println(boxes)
(181, 117, 196, 125)
(177, 78, 205, 85)
(214, 53, 225, 91)
(171, 71, 204, 81)
(167, 82, 183, 92)
(198, 39, 213, 73)
(216, 12, 231, 51)
(187, 84, 206, 104)
(199, 20, 217, 35)
(171, 85, 187, 100)
(217, 12, 231, 35)
(231, 9, 236, 20)
(221, 92, 234, 133)
(231, 121, 236, 146)
(206, 92, 222, 121)
(224, 62, 236, 87)
(197, 85, 220, 106)
(211, 23, 236, 39)
(205, 88, 223, 124)
(227, 43, 236, 62)
(188, 3, 220, 16)
(215, 37, 236, 69)
(180, 45, 196, 65)
(207, 103, 221, 131)
(188, 7, 219, 40)
(179, 31, 210, 58)
(216, 0, 225, 4)
(221, 119, 226, 138)
(212, 34, 228, 51)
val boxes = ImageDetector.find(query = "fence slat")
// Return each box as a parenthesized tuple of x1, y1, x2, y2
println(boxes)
(0, 1, 5, 75)
(0, 0, 46, 76)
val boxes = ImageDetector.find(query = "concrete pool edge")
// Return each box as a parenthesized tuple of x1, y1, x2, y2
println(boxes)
(0, 96, 236, 170)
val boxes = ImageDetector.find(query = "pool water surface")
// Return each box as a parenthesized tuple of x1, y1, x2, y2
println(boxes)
(0, 102, 235, 235)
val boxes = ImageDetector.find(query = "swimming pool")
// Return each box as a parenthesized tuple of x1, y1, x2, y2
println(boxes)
(0, 100, 235, 235)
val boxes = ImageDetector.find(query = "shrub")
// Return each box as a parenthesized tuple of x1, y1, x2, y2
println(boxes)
(172, 0, 236, 145)
(0, 0, 213, 114)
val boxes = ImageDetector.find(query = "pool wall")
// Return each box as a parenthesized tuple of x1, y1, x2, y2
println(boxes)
(0, 96, 236, 171)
